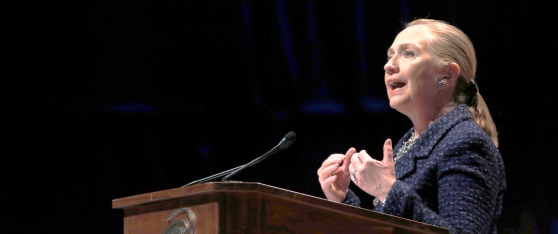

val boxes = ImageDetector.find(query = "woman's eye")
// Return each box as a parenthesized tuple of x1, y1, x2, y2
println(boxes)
(404, 51, 414, 57)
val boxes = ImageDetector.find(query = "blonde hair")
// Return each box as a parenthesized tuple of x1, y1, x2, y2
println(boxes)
(407, 19, 499, 147)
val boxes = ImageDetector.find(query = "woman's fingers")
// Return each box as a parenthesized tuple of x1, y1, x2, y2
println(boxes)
(318, 154, 343, 173)
(383, 139, 394, 164)
(320, 173, 337, 190)
(341, 147, 356, 171)
(320, 163, 340, 181)
(347, 139, 396, 199)
(351, 149, 372, 169)
(317, 148, 357, 202)
(318, 156, 345, 182)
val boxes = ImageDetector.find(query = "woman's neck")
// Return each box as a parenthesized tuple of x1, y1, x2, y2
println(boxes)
(409, 103, 455, 139)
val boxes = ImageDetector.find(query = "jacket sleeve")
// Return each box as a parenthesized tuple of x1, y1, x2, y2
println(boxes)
(341, 188, 361, 207)
(375, 134, 504, 234)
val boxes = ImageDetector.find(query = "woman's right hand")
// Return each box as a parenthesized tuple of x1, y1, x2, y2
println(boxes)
(317, 147, 356, 202)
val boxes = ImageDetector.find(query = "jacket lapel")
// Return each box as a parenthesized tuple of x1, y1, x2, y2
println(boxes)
(395, 105, 472, 180)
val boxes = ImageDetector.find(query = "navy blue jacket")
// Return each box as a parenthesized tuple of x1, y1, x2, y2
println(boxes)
(343, 104, 506, 234)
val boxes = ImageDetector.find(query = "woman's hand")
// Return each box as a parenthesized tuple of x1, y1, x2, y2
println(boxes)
(317, 147, 356, 202)
(349, 139, 396, 201)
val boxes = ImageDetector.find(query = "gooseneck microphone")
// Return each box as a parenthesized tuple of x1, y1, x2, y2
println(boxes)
(221, 131, 296, 182)
(182, 131, 296, 187)
(182, 165, 243, 187)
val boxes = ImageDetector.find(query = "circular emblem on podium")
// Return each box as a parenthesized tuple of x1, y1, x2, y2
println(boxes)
(163, 207, 195, 234)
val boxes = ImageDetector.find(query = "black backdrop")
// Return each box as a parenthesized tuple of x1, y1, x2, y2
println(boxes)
(4, 0, 558, 233)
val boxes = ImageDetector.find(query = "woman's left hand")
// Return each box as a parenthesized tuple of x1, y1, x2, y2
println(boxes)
(349, 139, 396, 202)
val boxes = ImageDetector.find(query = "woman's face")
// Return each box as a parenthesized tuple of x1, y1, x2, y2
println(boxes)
(384, 25, 447, 116)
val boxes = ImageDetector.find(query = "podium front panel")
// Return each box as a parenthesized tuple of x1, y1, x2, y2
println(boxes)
(113, 182, 448, 234)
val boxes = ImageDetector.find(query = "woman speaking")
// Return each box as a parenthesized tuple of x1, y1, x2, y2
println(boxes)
(317, 19, 505, 234)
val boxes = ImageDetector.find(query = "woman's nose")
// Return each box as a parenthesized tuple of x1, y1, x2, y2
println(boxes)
(384, 58, 399, 75)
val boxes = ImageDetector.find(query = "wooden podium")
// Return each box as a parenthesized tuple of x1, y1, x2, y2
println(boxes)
(112, 182, 448, 233)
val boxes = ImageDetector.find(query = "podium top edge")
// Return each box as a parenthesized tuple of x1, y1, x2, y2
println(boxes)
(112, 182, 301, 209)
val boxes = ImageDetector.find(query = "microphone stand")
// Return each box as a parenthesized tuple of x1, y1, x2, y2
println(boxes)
(182, 131, 296, 186)
(221, 138, 285, 182)
(182, 165, 243, 187)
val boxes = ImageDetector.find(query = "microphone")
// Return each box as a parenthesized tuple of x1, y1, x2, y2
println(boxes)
(182, 131, 296, 187)
(221, 131, 296, 182)
(182, 165, 243, 187)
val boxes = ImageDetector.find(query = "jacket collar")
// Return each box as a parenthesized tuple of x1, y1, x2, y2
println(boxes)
(394, 104, 473, 179)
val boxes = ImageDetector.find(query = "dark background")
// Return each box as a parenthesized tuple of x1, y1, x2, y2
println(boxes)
(3, 0, 558, 233)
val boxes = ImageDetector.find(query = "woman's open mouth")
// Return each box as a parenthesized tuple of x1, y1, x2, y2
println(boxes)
(388, 81, 407, 91)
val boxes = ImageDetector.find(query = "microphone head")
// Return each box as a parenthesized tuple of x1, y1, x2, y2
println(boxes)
(280, 131, 297, 150)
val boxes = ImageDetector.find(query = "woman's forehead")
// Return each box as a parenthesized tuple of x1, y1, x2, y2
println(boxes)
(389, 26, 432, 51)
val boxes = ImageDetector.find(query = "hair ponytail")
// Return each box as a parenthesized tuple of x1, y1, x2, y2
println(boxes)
(470, 93, 498, 147)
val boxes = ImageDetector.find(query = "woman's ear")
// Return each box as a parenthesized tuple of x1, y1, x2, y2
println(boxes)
(446, 62, 460, 80)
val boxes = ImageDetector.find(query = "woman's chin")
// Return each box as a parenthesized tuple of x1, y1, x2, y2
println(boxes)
(388, 99, 411, 113)
(388, 99, 403, 109)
